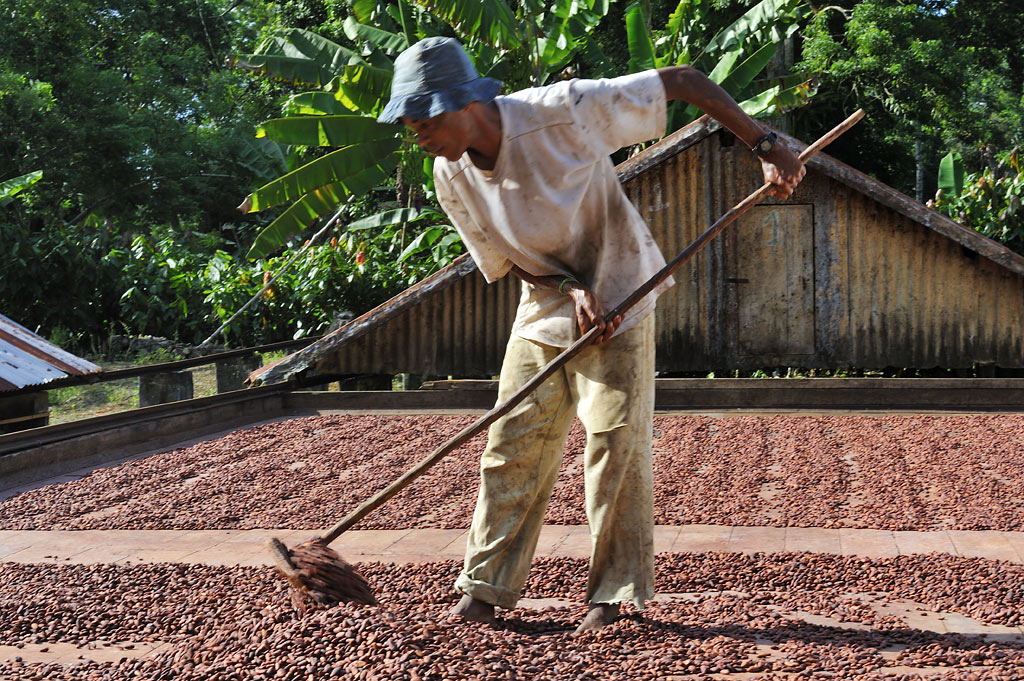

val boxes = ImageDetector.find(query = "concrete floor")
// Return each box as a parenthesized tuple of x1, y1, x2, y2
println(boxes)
(4, 417, 1024, 674)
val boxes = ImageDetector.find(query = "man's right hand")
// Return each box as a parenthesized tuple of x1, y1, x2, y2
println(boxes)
(509, 265, 621, 343)
(565, 283, 622, 344)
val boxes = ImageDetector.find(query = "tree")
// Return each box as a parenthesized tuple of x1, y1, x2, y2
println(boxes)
(797, 0, 1024, 199)
(0, 171, 43, 207)
(0, 0, 275, 232)
(623, 0, 816, 133)
(0, 0, 287, 346)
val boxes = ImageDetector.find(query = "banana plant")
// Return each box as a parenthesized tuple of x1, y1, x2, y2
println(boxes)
(420, 0, 613, 88)
(233, 0, 615, 261)
(0, 170, 42, 208)
(938, 151, 965, 198)
(230, 27, 407, 259)
(626, 0, 815, 131)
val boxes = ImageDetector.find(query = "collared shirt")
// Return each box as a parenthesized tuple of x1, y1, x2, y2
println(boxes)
(434, 70, 674, 347)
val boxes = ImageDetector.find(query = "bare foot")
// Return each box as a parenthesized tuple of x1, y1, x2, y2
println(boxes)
(573, 602, 620, 634)
(449, 594, 496, 625)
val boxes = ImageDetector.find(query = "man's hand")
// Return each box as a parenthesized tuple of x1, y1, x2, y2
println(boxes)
(657, 66, 807, 199)
(509, 265, 621, 343)
(760, 145, 806, 199)
(566, 284, 622, 344)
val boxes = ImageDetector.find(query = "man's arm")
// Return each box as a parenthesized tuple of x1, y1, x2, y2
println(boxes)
(657, 66, 805, 199)
(510, 265, 621, 344)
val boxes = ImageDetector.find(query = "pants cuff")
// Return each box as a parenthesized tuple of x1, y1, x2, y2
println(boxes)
(588, 585, 653, 611)
(455, 573, 521, 610)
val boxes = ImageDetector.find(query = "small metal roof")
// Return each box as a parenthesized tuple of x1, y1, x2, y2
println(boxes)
(0, 314, 101, 392)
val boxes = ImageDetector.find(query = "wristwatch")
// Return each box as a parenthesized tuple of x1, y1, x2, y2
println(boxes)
(751, 131, 777, 157)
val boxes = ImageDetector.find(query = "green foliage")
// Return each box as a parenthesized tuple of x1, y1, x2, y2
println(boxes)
(418, 0, 613, 88)
(0, 219, 125, 341)
(937, 152, 964, 198)
(931, 150, 1024, 253)
(0, 170, 42, 207)
(232, 1, 616, 261)
(0, 214, 459, 350)
(798, 0, 1024, 197)
(0, 0, 277, 231)
(231, 26, 408, 255)
(624, 0, 815, 131)
(243, 138, 401, 214)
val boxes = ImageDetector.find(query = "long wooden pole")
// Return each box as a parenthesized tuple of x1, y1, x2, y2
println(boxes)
(317, 109, 866, 545)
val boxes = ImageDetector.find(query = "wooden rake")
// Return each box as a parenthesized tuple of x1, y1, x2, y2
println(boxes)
(267, 109, 866, 607)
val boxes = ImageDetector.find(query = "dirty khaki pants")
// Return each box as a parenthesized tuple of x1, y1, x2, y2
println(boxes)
(454, 313, 655, 610)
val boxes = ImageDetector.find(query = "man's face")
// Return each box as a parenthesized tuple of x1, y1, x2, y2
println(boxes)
(401, 110, 469, 162)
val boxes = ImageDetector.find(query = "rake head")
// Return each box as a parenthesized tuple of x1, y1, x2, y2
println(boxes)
(267, 536, 377, 607)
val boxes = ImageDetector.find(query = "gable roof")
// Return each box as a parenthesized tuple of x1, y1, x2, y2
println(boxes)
(0, 314, 101, 392)
(618, 115, 1024, 277)
(251, 115, 1024, 386)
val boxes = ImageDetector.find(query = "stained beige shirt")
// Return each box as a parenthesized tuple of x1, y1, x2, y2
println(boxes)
(434, 70, 674, 347)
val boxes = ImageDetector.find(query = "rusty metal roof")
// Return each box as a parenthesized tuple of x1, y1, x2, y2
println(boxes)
(617, 117, 1024, 277)
(0, 314, 101, 392)
(250, 115, 1024, 385)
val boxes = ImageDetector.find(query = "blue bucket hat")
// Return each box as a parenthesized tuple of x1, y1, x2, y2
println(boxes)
(378, 37, 503, 124)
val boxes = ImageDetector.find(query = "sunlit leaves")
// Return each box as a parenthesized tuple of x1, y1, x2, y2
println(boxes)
(241, 137, 402, 214)
(257, 116, 400, 147)
(0, 170, 42, 207)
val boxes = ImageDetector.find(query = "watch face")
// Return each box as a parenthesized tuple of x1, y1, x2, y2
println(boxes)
(755, 133, 775, 155)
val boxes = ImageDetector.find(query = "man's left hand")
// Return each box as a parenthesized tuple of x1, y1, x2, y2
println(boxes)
(760, 146, 806, 199)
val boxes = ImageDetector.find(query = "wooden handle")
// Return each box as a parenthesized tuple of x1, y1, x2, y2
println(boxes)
(318, 109, 865, 546)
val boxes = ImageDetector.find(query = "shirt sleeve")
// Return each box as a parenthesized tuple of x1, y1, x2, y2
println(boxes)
(433, 161, 513, 283)
(567, 70, 667, 157)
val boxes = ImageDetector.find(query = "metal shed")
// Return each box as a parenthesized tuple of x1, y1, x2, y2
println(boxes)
(0, 313, 101, 432)
(254, 116, 1024, 385)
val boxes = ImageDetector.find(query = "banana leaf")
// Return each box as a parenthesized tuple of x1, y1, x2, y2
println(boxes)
(0, 170, 43, 206)
(678, 42, 778, 124)
(343, 16, 409, 53)
(230, 30, 362, 87)
(662, 0, 704, 66)
(242, 137, 402, 213)
(259, 29, 360, 72)
(737, 78, 815, 117)
(702, 0, 803, 56)
(282, 92, 359, 116)
(248, 182, 347, 258)
(229, 54, 340, 88)
(339, 63, 394, 114)
(625, 2, 657, 72)
(234, 137, 289, 184)
(938, 152, 965, 197)
(346, 206, 442, 231)
(538, 4, 577, 68)
(257, 115, 401, 147)
(394, 0, 419, 46)
(716, 42, 777, 94)
(247, 158, 398, 259)
(352, 0, 378, 23)
(416, 0, 522, 51)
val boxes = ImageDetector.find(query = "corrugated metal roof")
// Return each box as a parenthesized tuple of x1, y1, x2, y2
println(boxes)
(0, 314, 101, 391)
(249, 115, 1024, 384)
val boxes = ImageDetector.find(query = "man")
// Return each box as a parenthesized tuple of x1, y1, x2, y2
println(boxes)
(378, 37, 804, 633)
